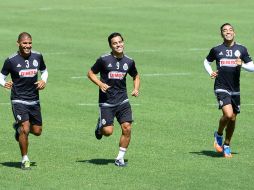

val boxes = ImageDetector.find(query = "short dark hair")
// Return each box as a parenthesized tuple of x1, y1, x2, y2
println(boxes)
(107, 32, 124, 46)
(18, 32, 32, 42)
(220, 23, 234, 33)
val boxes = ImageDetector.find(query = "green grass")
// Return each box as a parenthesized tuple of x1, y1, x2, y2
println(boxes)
(1, 0, 254, 189)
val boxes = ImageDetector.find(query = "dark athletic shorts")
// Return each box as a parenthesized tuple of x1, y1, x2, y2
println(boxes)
(12, 103, 43, 125)
(216, 92, 240, 114)
(98, 102, 133, 127)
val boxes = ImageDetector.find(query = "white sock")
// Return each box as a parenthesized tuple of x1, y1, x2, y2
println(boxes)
(22, 155, 29, 163)
(116, 147, 127, 161)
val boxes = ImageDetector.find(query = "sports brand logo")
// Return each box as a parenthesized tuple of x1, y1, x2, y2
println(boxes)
(19, 69, 38, 77)
(108, 71, 126, 80)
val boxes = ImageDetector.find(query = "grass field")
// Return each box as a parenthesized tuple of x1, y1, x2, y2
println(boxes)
(1, 0, 254, 189)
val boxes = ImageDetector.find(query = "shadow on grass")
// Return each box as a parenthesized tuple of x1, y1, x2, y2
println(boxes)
(76, 159, 128, 165)
(189, 150, 238, 158)
(0, 161, 37, 168)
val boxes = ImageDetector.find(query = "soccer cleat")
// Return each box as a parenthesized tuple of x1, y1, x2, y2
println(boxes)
(223, 145, 232, 158)
(115, 159, 127, 167)
(214, 132, 223, 153)
(95, 119, 102, 140)
(21, 160, 31, 170)
(13, 122, 20, 142)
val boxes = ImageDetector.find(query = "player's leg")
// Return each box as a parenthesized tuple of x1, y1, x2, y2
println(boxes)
(30, 124, 42, 136)
(214, 93, 232, 152)
(223, 95, 240, 158)
(19, 120, 31, 169)
(29, 103, 43, 136)
(12, 103, 31, 169)
(115, 102, 133, 166)
(95, 106, 115, 139)
(224, 112, 236, 145)
(219, 104, 235, 134)
(119, 122, 132, 148)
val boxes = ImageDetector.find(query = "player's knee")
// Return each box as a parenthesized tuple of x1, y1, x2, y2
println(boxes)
(121, 123, 131, 135)
(102, 126, 113, 136)
(31, 126, 42, 136)
(224, 113, 236, 121)
(20, 122, 30, 135)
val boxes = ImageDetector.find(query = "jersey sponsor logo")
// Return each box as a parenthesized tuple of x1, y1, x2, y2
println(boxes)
(123, 63, 128, 70)
(108, 71, 126, 80)
(16, 64, 21, 68)
(219, 58, 237, 67)
(19, 69, 38, 77)
(219, 52, 223, 56)
(108, 63, 112, 67)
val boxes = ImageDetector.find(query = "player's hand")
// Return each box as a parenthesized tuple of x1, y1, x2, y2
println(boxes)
(35, 80, 46, 90)
(99, 83, 110, 93)
(131, 89, 139, 97)
(235, 56, 242, 66)
(4, 81, 13, 89)
(210, 71, 218, 79)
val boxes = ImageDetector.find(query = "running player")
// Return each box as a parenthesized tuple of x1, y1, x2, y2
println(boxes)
(0, 32, 48, 169)
(87, 32, 140, 166)
(204, 23, 254, 158)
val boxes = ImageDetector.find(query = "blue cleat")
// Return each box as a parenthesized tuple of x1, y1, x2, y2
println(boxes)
(214, 132, 223, 153)
(115, 159, 127, 167)
(223, 145, 232, 158)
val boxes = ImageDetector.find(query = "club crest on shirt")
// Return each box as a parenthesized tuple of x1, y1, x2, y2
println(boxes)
(123, 63, 128, 71)
(17, 115, 22, 121)
(234, 50, 241, 57)
(19, 69, 38, 77)
(102, 119, 106, 125)
(33, 59, 39, 67)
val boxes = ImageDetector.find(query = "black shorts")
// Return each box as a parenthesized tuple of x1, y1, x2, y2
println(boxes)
(98, 102, 133, 127)
(12, 103, 43, 125)
(216, 92, 240, 114)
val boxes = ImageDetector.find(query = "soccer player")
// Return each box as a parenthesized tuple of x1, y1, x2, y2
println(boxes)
(87, 32, 140, 167)
(0, 32, 48, 169)
(204, 23, 254, 158)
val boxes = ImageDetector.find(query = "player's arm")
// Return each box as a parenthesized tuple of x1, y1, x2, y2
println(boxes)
(0, 73, 13, 89)
(204, 59, 218, 79)
(131, 74, 140, 97)
(87, 69, 110, 93)
(236, 57, 254, 72)
(35, 69, 48, 90)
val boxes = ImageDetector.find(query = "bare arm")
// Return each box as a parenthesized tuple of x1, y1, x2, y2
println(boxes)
(131, 74, 140, 97)
(87, 69, 110, 93)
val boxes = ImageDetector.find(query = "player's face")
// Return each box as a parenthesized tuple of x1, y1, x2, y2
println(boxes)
(110, 36, 124, 56)
(17, 36, 32, 57)
(221, 25, 235, 41)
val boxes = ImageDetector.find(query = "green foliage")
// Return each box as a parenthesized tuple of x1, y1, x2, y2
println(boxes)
(0, 0, 254, 189)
